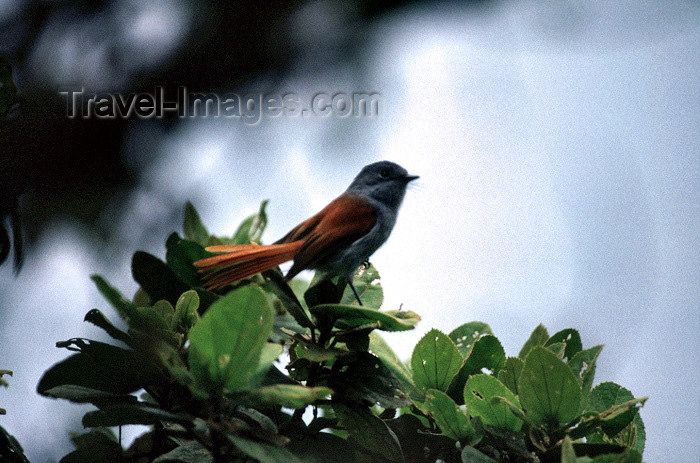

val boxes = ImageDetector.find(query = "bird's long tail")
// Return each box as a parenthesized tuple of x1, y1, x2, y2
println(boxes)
(193, 242, 303, 290)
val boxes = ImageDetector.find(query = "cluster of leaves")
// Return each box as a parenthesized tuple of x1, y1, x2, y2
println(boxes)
(35, 202, 646, 463)
(407, 324, 646, 462)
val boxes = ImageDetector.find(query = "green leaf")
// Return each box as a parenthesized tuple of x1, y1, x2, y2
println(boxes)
(411, 329, 463, 392)
(547, 342, 567, 359)
(82, 404, 193, 427)
(165, 234, 211, 288)
(518, 324, 549, 359)
(229, 200, 269, 244)
(83, 309, 132, 345)
(334, 404, 404, 463)
(152, 300, 175, 326)
(497, 357, 524, 395)
(37, 339, 164, 395)
(153, 440, 212, 463)
(340, 264, 383, 308)
(90, 275, 139, 323)
(311, 304, 420, 332)
(584, 382, 647, 453)
(545, 329, 582, 362)
(42, 385, 137, 406)
(132, 304, 180, 347)
(248, 343, 284, 388)
(286, 432, 357, 463)
(227, 434, 303, 463)
(188, 286, 275, 395)
(173, 290, 200, 333)
(183, 201, 209, 246)
(447, 335, 506, 402)
(463, 374, 522, 431)
(252, 384, 332, 408)
(583, 447, 643, 463)
(518, 347, 581, 427)
(449, 322, 493, 357)
(369, 332, 421, 399)
(587, 383, 637, 436)
(560, 436, 576, 463)
(424, 388, 475, 441)
(461, 446, 497, 462)
(62, 429, 122, 463)
(327, 352, 411, 409)
(294, 342, 348, 362)
(0, 424, 30, 461)
(304, 275, 345, 307)
(261, 273, 316, 330)
(569, 344, 603, 409)
(132, 251, 190, 306)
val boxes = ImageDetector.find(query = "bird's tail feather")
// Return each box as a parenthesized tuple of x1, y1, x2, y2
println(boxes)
(194, 242, 302, 290)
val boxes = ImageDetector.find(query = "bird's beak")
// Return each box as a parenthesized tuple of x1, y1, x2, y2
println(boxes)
(404, 174, 419, 182)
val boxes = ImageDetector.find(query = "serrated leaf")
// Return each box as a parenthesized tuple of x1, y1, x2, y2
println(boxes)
(497, 357, 524, 395)
(518, 347, 581, 427)
(570, 344, 603, 409)
(449, 322, 493, 357)
(424, 388, 475, 441)
(518, 324, 549, 359)
(463, 374, 522, 431)
(411, 329, 463, 392)
(183, 201, 209, 246)
(252, 385, 332, 408)
(188, 286, 274, 395)
(447, 335, 506, 402)
(584, 382, 647, 453)
(334, 404, 404, 463)
(547, 342, 566, 359)
(340, 264, 383, 308)
(545, 329, 582, 362)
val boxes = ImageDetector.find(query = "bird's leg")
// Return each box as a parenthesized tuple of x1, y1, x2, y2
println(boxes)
(347, 278, 363, 306)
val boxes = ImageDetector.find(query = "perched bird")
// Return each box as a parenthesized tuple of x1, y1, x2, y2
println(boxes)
(194, 161, 418, 305)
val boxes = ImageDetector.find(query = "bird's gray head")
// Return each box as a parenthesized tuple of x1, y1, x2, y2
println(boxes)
(346, 161, 418, 210)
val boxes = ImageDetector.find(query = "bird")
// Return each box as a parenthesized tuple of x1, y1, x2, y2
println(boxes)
(193, 161, 418, 305)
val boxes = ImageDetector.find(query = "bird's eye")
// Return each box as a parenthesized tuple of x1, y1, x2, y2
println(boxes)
(379, 169, 391, 179)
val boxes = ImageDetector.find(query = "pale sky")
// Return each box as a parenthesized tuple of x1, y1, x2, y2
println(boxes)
(1, 1, 698, 461)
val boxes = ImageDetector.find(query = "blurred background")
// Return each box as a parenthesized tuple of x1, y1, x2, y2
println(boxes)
(0, 0, 698, 461)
